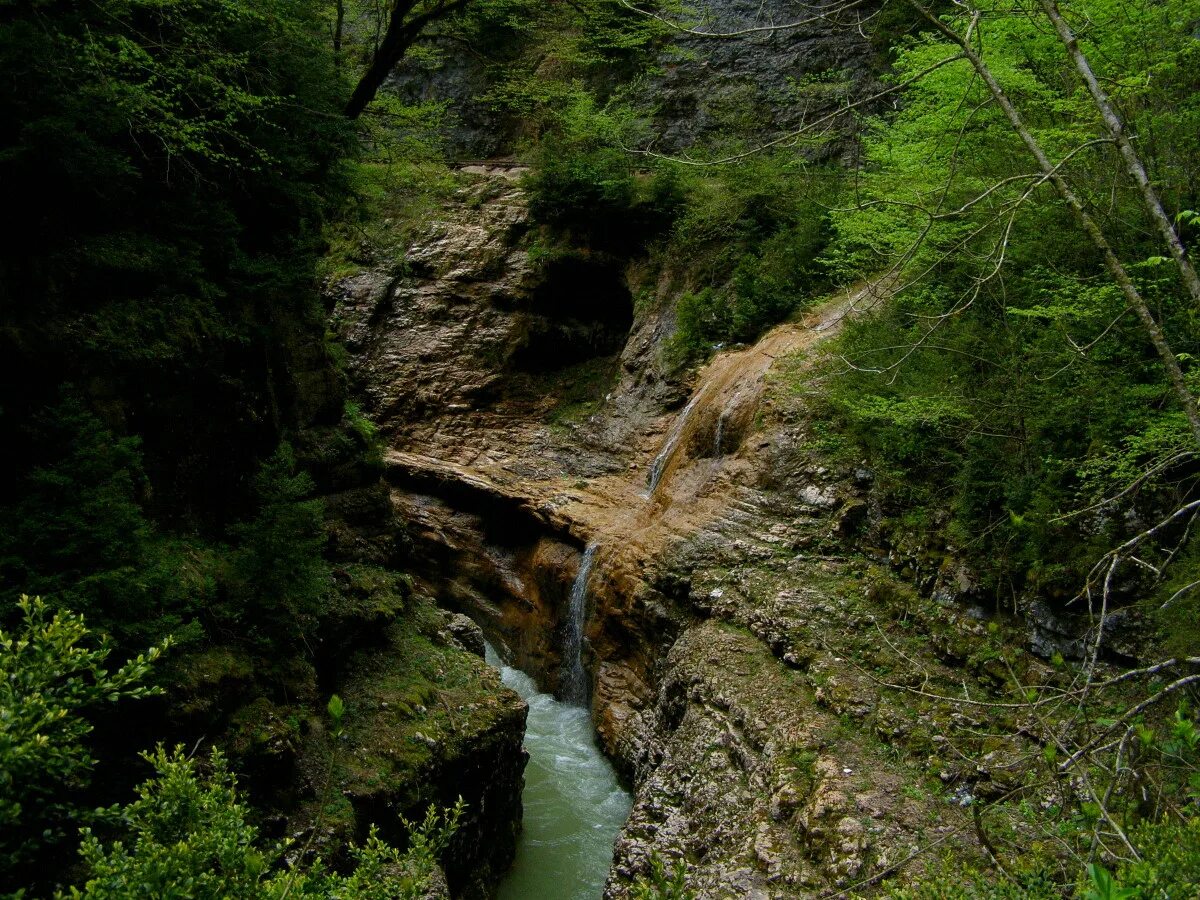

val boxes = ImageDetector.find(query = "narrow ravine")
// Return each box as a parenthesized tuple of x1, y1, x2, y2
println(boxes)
(485, 641, 631, 899)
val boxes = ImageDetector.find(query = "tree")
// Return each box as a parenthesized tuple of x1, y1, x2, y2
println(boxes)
(902, 0, 1200, 444)
(625, 0, 1200, 441)
(0, 399, 151, 630)
(1035, 0, 1200, 314)
(0, 0, 354, 532)
(344, 0, 473, 119)
(227, 444, 331, 645)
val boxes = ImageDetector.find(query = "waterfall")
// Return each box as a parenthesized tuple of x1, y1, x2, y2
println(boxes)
(560, 543, 597, 706)
(645, 394, 702, 496)
(713, 411, 725, 457)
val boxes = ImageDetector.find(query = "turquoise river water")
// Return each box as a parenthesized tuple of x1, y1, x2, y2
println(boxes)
(485, 643, 632, 899)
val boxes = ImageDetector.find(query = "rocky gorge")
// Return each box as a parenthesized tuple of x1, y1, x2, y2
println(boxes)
(311, 2, 1200, 895)
(7, 0, 1198, 896)
(325, 168, 1025, 896)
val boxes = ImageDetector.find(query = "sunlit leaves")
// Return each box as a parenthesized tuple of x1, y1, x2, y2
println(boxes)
(0, 598, 168, 870)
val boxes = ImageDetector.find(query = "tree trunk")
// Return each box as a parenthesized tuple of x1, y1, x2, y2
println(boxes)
(333, 0, 345, 70)
(344, 0, 468, 120)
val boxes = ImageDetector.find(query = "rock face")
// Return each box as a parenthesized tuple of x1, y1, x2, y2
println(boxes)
(390, 475, 585, 692)
(383, 0, 878, 160)
(446, 612, 488, 657)
(644, 0, 878, 156)
(331, 170, 537, 427)
(325, 9, 1131, 891)
(330, 169, 639, 477)
(330, 175, 997, 896)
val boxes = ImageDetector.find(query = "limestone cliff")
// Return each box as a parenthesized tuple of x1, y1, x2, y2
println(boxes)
(327, 172, 1054, 895)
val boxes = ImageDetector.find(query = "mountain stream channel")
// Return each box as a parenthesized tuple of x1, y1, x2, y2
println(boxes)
(484, 547, 631, 899)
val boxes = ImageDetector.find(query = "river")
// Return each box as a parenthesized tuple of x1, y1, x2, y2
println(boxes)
(485, 643, 632, 899)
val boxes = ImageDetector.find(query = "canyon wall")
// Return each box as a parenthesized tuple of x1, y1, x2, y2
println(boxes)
(328, 174, 1029, 896)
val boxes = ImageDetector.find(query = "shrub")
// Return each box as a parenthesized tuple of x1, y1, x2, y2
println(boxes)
(67, 747, 462, 899)
(1108, 816, 1200, 897)
(665, 155, 836, 362)
(524, 92, 685, 251)
(0, 597, 167, 880)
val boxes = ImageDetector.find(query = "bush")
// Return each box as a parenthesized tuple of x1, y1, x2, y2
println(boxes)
(1108, 816, 1200, 897)
(528, 134, 636, 233)
(0, 597, 167, 882)
(68, 747, 462, 899)
(664, 154, 836, 362)
(672, 217, 831, 358)
(524, 92, 685, 251)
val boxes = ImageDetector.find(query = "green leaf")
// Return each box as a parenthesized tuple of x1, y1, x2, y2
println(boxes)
(327, 694, 345, 725)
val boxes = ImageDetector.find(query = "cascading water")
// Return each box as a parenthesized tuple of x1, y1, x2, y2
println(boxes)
(560, 544, 597, 705)
(645, 393, 702, 496)
(487, 642, 631, 900)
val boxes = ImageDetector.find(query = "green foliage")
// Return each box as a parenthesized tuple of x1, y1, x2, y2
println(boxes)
(631, 852, 694, 900)
(879, 815, 1200, 898)
(0, 398, 222, 650)
(1083, 864, 1134, 900)
(665, 154, 837, 361)
(2, 0, 352, 345)
(877, 857, 1061, 899)
(344, 402, 380, 447)
(523, 92, 684, 249)
(462, 0, 667, 124)
(0, 0, 354, 528)
(0, 0, 430, 891)
(432, 0, 675, 252)
(67, 747, 273, 900)
(320, 87, 456, 276)
(327, 694, 346, 738)
(0, 399, 151, 630)
(0, 598, 167, 876)
(812, 0, 1200, 599)
(227, 445, 331, 646)
(65, 747, 463, 898)
(671, 214, 831, 356)
(1106, 816, 1200, 896)
(0, 410, 356, 657)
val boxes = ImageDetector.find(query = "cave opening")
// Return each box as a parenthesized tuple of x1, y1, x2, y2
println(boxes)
(509, 254, 634, 373)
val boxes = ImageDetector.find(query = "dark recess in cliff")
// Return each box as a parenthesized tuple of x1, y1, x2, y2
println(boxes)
(510, 255, 634, 372)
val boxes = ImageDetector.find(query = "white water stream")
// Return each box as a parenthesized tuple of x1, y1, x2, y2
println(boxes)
(645, 393, 702, 496)
(487, 641, 631, 899)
